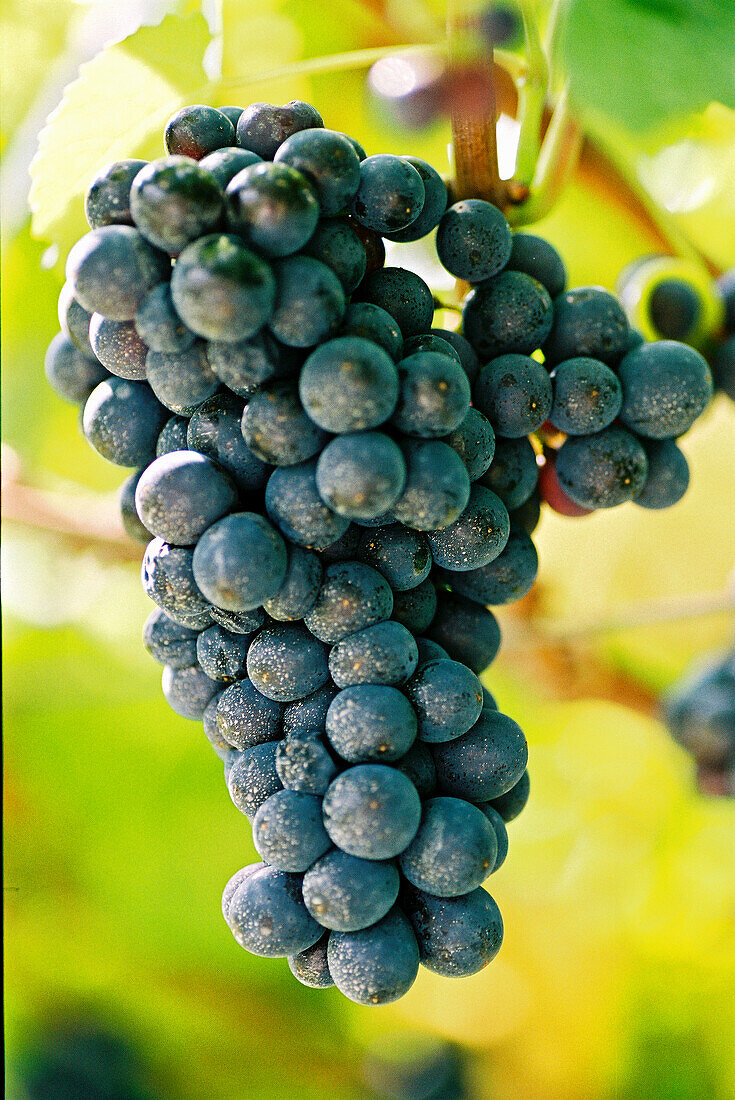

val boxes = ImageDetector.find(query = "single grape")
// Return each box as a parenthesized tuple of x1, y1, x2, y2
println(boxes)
(538, 455, 593, 517)
(431, 327, 480, 385)
(135, 451, 237, 545)
(384, 156, 447, 242)
(647, 278, 703, 341)
(263, 546, 322, 621)
(199, 147, 262, 188)
(145, 341, 219, 415)
(236, 100, 324, 159)
(66, 225, 169, 321)
(351, 154, 425, 234)
(119, 469, 153, 544)
(354, 267, 434, 338)
(506, 232, 567, 299)
(392, 439, 471, 531)
(328, 621, 419, 688)
(436, 199, 512, 282)
(327, 908, 419, 1005)
(509, 491, 541, 534)
(135, 282, 195, 354)
(427, 484, 510, 571)
(207, 329, 300, 397)
(269, 256, 346, 347)
(288, 933, 334, 988)
(302, 218, 367, 293)
(402, 883, 503, 976)
(304, 561, 393, 644)
(543, 286, 630, 366)
(479, 803, 509, 871)
(45, 332, 108, 405)
(225, 161, 319, 256)
(319, 525, 363, 562)
(142, 607, 199, 668)
(164, 105, 235, 159)
(83, 377, 167, 466)
(253, 789, 331, 872)
(130, 156, 223, 254)
(316, 433, 406, 521)
(57, 282, 96, 357)
(242, 380, 328, 466)
(356, 524, 431, 591)
(282, 683, 339, 737)
(141, 538, 213, 629)
(479, 434, 539, 510)
(85, 159, 147, 229)
(303, 850, 400, 931)
(391, 351, 471, 438)
(716, 269, 735, 333)
(414, 637, 449, 665)
(156, 415, 189, 457)
(326, 684, 417, 763)
(479, 2, 524, 47)
(404, 658, 483, 743)
(222, 862, 265, 923)
(391, 577, 438, 634)
(427, 590, 501, 673)
(635, 439, 690, 510)
(474, 353, 553, 437)
(555, 426, 649, 509)
(339, 303, 403, 361)
(162, 663, 219, 719)
(322, 764, 421, 859)
(265, 460, 351, 549)
(393, 739, 437, 799)
(442, 527, 538, 605)
(618, 340, 712, 438)
(399, 797, 497, 896)
(216, 678, 283, 750)
(227, 742, 283, 819)
(227, 864, 323, 957)
(210, 605, 264, 635)
(441, 407, 496, 482)
(275, 731, 337, 795)
(549, 356, 623, 434)
(711, 335, 735, 401)
(299, 335, 399, 432)
(170, 233, 276, 342)
(196, 624, 251, 682)
(462, 271, 553, 359)
(274, 128, 361, 216)
(188, 392, 271, 492)
(193, 510, 287, 611)
(487, 768, 529, 822)
(432, 708, 528, 801)
(402, 333, 461, 365)
(246, 623, 330, 702)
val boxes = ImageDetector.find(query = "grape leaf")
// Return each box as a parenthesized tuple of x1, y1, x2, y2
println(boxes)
(29, 12, 214, 256)
(562, 0, 735, 131)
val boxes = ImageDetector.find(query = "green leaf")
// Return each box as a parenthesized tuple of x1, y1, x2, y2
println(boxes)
(562, 0, 735, 131)
(29, 12, 214, 256)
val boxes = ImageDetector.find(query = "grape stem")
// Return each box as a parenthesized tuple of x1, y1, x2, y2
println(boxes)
(513, 0, 549, 189)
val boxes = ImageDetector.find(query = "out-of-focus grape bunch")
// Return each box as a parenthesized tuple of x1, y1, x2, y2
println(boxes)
(664, 644, 735, 797)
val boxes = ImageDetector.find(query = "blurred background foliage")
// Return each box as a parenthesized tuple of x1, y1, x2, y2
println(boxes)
(3, 1, 735, 1097)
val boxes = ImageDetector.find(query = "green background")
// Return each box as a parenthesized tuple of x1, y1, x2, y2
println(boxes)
(3, 2, 735, 1096)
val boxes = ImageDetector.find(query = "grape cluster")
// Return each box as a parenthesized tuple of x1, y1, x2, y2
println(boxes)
(47, 97, 706, 1004)
(664, 646, 735, 798)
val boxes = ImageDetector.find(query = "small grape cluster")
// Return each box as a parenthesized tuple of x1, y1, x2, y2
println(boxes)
(617, 255, 734, 408)
(664, 646, 735, 798)
(46, 97, 708, 1004)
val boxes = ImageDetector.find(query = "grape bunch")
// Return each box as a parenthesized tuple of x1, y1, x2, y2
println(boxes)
(46, 97, 709, 1004)
(663, 646, 735, 798)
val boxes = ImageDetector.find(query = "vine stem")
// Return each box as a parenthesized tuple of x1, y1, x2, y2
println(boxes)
(446, 1, 505, 207)
(513, 0, 549, 188)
